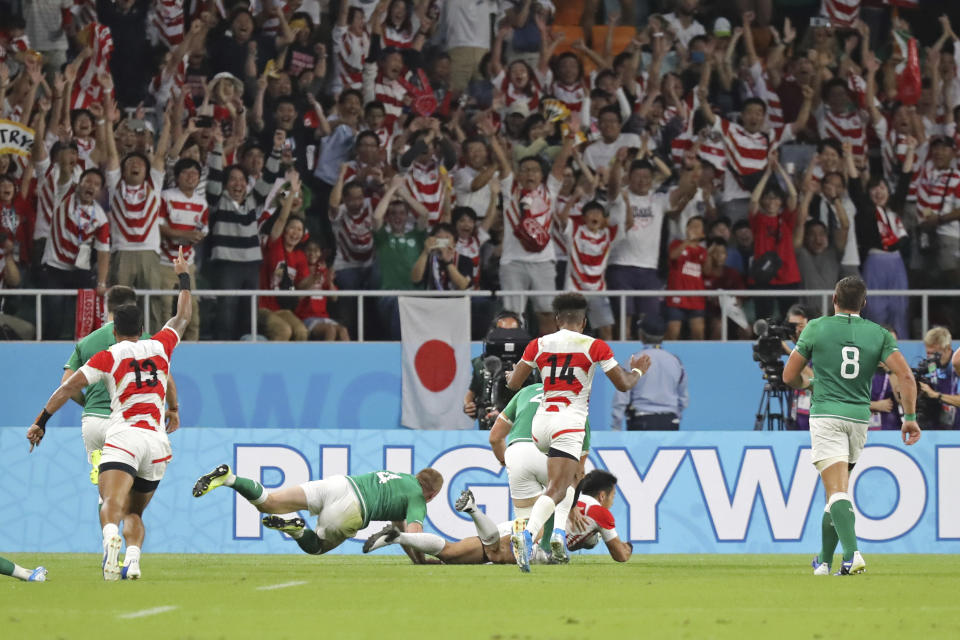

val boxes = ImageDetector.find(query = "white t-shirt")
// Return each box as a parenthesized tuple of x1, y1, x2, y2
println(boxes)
(662, 12, 706, 49)
(583, 133, 643, 171)
(453, 166, 494, 220)
(666, 187, 707, 242)
(608, 190, 670, 269)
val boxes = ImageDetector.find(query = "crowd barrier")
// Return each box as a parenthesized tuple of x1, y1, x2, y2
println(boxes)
(1, 428, 957, 555)
(0, 341, 932, 431)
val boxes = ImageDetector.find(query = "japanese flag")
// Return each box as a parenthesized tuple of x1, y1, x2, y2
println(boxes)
(400, 297, 473, 430)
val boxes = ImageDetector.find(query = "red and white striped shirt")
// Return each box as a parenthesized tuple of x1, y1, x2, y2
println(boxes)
(333, 25, 369, 93)
(158, 187, 209, 265)
(821, 0, 860, 29)
(41, 186, 111, 270)
(404, 160, 446, 226)
(79, 326, 180, 432)
(492, 68, 543, 112)
(34, 160, 82, 241)
(552, 192, 584, 259)
(748, 62, 783, 132)
(564, 216, 621, 292)
(331, 200, 375, 270)
(107, 168, 165, 252)
(372, 71, 407, 122)
(71, 23, 115, 110)
(149, 0, 184, 49)
(500, 173, 561, 264)
(567, 494, 620, 550)
(549, 80, 587, 115)
(520, 329, 618, 421)
(817, 106, 866, 158)
(915, 161, 960, 239)
(713, 117, 794, 200)
(872, 115, 917, 199)
(382, 23, 415, 50)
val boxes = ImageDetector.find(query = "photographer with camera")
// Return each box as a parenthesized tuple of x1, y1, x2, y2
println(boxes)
(611, 316, 688, 431)
(411, 223, 472, 291)
(914, 327, 960, 429)
(463, 312, 537, 429)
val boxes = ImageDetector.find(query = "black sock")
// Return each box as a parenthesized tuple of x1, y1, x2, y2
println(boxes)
(296, 529, 324, 555)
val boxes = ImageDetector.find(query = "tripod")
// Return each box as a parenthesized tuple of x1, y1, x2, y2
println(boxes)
(754, 383, 793, 430)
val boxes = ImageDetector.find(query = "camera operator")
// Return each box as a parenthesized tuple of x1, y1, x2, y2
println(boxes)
(782, 305, 812, 430)
(914, 327, 960, 429)
(463, 311, 536, 429)
(611, 316, 688, 431)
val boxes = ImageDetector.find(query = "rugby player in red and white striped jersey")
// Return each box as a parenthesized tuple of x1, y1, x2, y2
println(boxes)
(28, 247, 193, 581)
(565, 469, 632, 562)
(506, 293, 651, 572)
(102, 97, 173, 302)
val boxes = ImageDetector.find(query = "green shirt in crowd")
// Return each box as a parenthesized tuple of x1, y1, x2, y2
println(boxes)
(375, 227, 425, 290)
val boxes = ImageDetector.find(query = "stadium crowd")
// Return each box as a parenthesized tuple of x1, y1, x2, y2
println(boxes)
(0, 0, 957, 342)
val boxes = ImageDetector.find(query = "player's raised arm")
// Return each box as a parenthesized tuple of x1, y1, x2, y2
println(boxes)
(604, 354, 652, 392)
(27, 369, 93, 451)
(884, 350, 921, 445)
(166, 247, 193, 337)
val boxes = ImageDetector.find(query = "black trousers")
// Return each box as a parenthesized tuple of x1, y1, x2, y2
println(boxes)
(43, 265, 94, 340)
(627, 413, 680, 431)
(211, 260, 262, 340)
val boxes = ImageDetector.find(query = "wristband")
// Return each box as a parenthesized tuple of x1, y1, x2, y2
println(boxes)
(35, 408, 53, 431)
(904, 413, 917, 422)
(178, 272, 191, 291)
(631, 368, 645, 377)
(167, 405, 179, 411)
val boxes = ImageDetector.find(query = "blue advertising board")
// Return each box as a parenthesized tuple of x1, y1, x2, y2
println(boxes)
(0, 341, 933, 430)
(1, 428, 958, 555)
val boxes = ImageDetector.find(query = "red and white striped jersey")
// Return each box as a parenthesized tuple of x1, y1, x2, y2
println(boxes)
(41, 186, 111, 270)
(107, 168, 165, 252)
(492, 68, 543, 112)
(816, 105, 866, 157)
(500, 173, 560, 264)
(549, 79, 587, 115)
(79, 326, 180, 432)
(713, 117, 794, 201)
(916, 161, 960, 239)
(520, 329, 618, 420)
(372, 71, 406, 122)
(748, 62, 784, 132)
(551, 192, 584, 259)
(331, 200, 375, 270)
(333, 25, 369, 93)
(566, 494, 619, 550)
(872, 115, 917, 199)
(382, 24, 415, 50)
(71, 23, 115, 110)
(564, 216, 621, 292)
(158, 187, 209, 265)
(34, 159, 83, 241)
(149, 0, 185, 49)
(403, 160, 446, 226)
(821, 0, 860, 29)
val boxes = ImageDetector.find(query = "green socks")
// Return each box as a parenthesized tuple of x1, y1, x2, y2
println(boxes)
(828, 494, 858, 562)
(0, 555, 14, 577)
(231, 477, 266, 504)
(296, 529, 324, 555)
(540, 514, 554, 554)
(819, 510, 839, 568)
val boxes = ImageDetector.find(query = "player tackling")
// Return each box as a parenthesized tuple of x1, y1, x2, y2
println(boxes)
(784, 276, 920, 575)
(27, 248, 193, 581)
(506, 293, 650, 572)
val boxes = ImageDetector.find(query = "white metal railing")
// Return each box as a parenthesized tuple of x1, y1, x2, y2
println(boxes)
(1, 288, 952, 342)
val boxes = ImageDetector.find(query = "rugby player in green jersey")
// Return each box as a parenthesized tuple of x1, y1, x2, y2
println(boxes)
(784, 276, 920, 575)
(193, 465, 443, 561)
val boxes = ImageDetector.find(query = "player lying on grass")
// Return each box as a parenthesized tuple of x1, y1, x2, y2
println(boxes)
(506, 293, 650, 572)
(489, 381, 593, 563)
(363, 471, 632, 564)
(27, 248, 193, 581)
(0, 555, 46, 582)
(784, 276, 920, 576)
(193, 465, 443, 560)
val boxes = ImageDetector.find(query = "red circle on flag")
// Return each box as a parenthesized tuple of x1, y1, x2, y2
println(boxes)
(415, 339, 457, 392)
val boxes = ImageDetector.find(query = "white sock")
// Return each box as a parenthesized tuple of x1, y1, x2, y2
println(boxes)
(552, 487, 575, 532)
(394, 532, 446, 556)
(514, 505, 532, 520)
(12, 565, 31, 580)
(224, 472, 237, 486)
(102, 523, 119, 546)
(525, 494, 557, 538)
(124, 545, 141, 566)
(468, 509, 502, 546)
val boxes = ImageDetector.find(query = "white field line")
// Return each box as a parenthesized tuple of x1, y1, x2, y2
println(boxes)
(256, 580, 307, 591)
(118, 605, 179, 619)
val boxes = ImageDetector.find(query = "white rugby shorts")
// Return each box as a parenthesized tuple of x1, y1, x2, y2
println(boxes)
(100, 422, 172, 482)
(81, 414, 112, 462)
(531, 412, 587, 459)
(809, 416, 869, 469)
(301, 475, 364, 553)
(504, 441, 548, 500)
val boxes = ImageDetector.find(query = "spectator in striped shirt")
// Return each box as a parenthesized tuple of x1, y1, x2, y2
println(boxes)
(398, 118, 457, 226)
(916, 136, 960, 285)
(206, 128, 283, 340)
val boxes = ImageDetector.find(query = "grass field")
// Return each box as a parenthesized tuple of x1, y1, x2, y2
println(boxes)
(2, 554, 960, 639)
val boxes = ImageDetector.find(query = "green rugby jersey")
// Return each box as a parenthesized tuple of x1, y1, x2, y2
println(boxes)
(64, 323, 153, 417)
(795, 313, 899, 423)
(346, 471, 427, 528)
(500, 383, 591, 453)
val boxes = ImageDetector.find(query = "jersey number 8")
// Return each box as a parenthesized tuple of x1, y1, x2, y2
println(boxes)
(840, 347, 860, 379)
